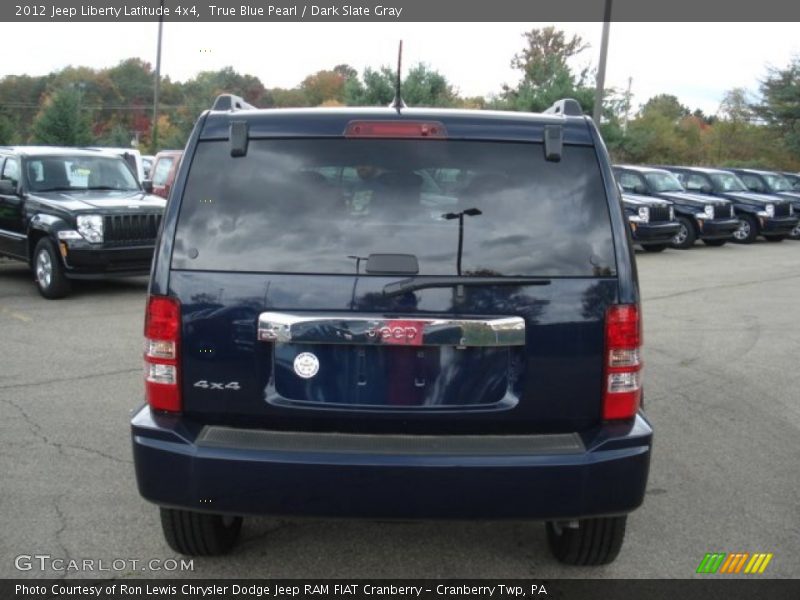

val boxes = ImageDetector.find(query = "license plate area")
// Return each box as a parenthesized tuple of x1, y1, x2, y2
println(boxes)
(266, 343, 523, 410)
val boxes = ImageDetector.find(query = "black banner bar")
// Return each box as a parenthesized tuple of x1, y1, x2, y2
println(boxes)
(5, 580, 800, 600)
(3, 0, 800, 22)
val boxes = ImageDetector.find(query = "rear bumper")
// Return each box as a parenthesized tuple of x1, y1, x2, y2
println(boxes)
(131, 406, 652, 520)
(698, 217, 740, 240)
(62, 243, 155, 277)
(630, 221, 680, 245)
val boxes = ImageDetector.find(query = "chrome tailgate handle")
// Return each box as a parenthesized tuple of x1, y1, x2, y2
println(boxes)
(257, 312, 525, 347)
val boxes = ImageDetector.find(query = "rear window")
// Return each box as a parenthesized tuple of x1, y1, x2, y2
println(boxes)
(152, 157, 174, 186)
(172, 139, 616, 277)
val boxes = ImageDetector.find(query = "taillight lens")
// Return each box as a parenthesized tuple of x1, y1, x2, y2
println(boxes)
(603, 304, 642, 420)
(144, 295, 181, 412)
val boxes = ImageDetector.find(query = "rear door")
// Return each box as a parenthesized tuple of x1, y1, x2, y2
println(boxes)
(169, 134, 620, 434)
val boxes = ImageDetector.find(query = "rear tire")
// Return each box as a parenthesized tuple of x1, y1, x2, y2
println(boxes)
(732, 215, 758, 244)
(702, 239, 727, 247)
(763, 235, 785, 242)
(546, 516, 627, 566)
(642, 244, 667, 253)
(670, 216, 696, 249)
(33, 238, 71, 299)
(160, 508, 243, 556)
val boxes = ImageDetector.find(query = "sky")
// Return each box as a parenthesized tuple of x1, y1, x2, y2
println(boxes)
(1, 22, 798, 115)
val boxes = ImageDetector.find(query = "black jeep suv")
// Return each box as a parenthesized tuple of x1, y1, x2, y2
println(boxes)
(614, 165, 739, 248)
(661, 166, 797, 243)
(619, 191, 680, 252)
(0, 147, 165, 298)
(132, 95, 652, 565)
(725, 168, 800, 240)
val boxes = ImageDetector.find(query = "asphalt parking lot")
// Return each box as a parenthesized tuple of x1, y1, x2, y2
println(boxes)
(1, 240, 798, 579)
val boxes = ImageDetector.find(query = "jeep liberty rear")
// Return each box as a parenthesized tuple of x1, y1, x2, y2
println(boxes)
(132, 96, 652, 565)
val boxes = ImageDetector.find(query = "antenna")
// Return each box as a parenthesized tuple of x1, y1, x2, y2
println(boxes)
(390, 40, 405, 111)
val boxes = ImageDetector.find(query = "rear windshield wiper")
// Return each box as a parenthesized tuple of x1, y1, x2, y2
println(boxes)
(383, 276, 551, 297)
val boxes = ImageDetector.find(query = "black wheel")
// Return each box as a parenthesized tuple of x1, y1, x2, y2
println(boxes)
(160, 508, 243, 556)
(546, 516, 627, 566)
(789, 222, 800, 240)
(732, 215, 758, 244)
(702, 239, 727, 247)
(763, 235, 786, 242)
(33, 238, 71, 299)
(670, 216, 697, 249)
(642, 244, 667, 253)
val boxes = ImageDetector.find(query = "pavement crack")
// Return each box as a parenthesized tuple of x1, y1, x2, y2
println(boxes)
(0, 396, 131, 464)
(53, 495, 72, 580)
(0, 367, 140, 391)
(645, 273, 800, 302)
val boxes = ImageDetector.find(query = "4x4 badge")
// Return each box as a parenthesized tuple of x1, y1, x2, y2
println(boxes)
(293, 352, 320, 379)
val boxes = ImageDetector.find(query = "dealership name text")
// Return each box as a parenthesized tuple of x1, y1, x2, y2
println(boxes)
(17, 583, 548, 597)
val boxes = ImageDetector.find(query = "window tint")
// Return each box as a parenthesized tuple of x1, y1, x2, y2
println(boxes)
(152, 157, 174, 186)
(172, 139, 616, 277)
(710, 173, 747, 192)
(685, 173, 710, 191)
(739, 174, 764, 192)
(617, 171, 643, 192)
(763, 173, 791, 192)
(26, 156, 139, 192)
(2, 157, 19, 186)
(644, 171, 683, 193)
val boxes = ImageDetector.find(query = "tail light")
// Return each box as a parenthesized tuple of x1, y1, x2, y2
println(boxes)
(344, 121, 447, 138)
(144, 295, 181, 412)
(603, 304, 642, 420)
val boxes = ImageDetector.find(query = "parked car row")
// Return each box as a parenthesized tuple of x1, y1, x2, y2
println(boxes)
(614, 165, 800, 249)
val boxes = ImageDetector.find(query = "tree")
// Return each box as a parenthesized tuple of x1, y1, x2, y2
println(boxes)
(346, 67, 395, 106)
(503, 26, 595, 113)
(402, 63, 457, 107)
(640, 94, 689, 122)
(98, 123, 132, 147)
(301, 69, 346, 105)
(755, 56, 800, 158)
(31, 87, 93, 145)
(0, 114, 17, 145)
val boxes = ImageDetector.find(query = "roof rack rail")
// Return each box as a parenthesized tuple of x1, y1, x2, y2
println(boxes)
(544, 98, 583, 117)
(212, 93, 255, 111)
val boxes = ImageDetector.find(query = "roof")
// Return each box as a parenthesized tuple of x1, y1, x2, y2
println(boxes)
(199, 106, 595, 145)
(614, 164, 672, 175)
(660, 165, 731, 175)
(727, 168, 779, 177)
(0, 146, 130, 158)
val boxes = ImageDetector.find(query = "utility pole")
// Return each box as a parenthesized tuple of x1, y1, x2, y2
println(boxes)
(592, 0, 613, 123)
(151, 0, 164, 153)
(622, 76, 633, 132)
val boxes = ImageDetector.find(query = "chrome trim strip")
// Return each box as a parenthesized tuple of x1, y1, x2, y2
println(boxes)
(0, 227, 26, 240)
(257, 312, 526, 347)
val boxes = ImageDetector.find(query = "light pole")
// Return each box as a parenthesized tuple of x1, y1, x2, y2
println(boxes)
(152, 0, 164, 152)
(442, 208, 482, 276)
(592, 0, 613, 123)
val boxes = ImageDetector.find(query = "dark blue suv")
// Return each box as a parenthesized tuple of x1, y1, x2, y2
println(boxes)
(131, 95, 652, 565)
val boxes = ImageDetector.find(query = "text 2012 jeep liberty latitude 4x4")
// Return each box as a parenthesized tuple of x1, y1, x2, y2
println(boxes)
(131, 94, 652, 565)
